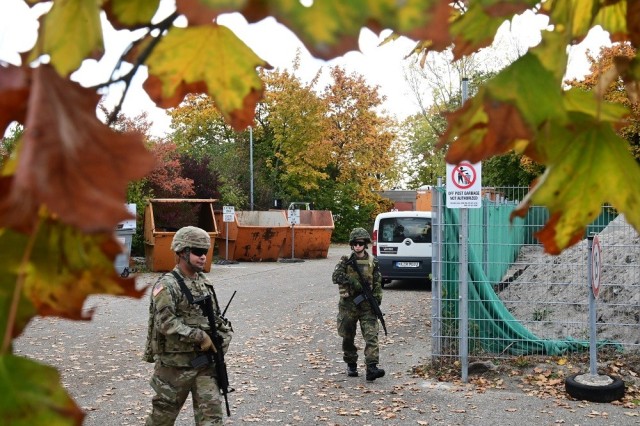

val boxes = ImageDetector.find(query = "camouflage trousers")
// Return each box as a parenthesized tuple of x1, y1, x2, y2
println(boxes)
(337, 300, 380, 365)
(145, 362, 223, 426)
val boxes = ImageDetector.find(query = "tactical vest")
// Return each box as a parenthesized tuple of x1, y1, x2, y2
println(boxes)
(143, 271, 216, 363)
(346, 256, 374, 288)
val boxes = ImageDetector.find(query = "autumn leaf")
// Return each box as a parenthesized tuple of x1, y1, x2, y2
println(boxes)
(240, 0, 454, 59)
(441, 48, 566, 164)
(449, 2, 527, 60)
(0, 229, 36, 342)
(0, 66, 29, 132)
(104, 0, 161, 29)
(0, 66, 155, 234)
(513, 116, 640, 254)
(175, 0, 245, 25)
(142, 23, 269, 130)
(0, 354, 84, 425)
(28, 0, 104, 77)
(23, 220, 145, 319)
(0, 221, 144, 345)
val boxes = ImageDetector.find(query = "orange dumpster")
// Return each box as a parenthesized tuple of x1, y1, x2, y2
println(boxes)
(215, 210, 289, 261)
(144, 199, 218, 272)
(280, 210, 334, 259)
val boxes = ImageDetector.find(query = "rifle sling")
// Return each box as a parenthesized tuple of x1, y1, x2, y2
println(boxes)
(170, 270, 221, 310)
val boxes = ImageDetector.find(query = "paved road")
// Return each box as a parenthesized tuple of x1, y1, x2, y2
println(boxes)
(14, 245, 639, 425)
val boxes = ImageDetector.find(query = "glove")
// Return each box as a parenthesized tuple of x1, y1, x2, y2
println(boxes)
(200, 333, 217, 353)
(348, 277, 362, 293)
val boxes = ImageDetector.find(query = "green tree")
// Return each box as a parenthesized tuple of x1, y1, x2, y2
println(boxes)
(256, 62, 331, 203)
(401, 112, 447, 188)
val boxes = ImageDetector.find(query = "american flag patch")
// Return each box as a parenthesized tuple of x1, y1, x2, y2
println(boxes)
(153, 284, 165, 297)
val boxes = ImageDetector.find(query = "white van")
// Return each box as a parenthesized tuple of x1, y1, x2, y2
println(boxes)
(372, 211, 432, 286)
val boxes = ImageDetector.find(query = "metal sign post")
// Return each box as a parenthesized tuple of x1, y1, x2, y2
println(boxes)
(280, 209, 304, 263)
(222, 206, 235, 261)
(443, 77, 483, 383)
(289, 209, 300, 260)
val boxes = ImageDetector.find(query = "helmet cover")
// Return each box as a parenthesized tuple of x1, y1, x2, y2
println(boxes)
(170, 226, 211, 252)
(349, 227, 371, 244)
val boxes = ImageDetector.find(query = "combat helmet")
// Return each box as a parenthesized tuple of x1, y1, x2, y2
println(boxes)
(349, 227, 372, 244)
(171, 226, 211, 252)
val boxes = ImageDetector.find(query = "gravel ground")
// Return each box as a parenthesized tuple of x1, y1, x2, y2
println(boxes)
(14, 244, 640, 425)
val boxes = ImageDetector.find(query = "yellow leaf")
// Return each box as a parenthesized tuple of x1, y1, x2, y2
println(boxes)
(557, 358, 567, 366)
(105, 0, 161, 29)
(31, 0, 104, 76)
(0, 220, 145, 335)
(143, 24, 268, 130)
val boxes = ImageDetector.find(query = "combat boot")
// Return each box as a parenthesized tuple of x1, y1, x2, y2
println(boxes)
(366, 364, 385, 381)
(346, 363, 358, 377)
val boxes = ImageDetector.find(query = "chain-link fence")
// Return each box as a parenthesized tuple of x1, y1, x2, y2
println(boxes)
(431, 186, 640, 361)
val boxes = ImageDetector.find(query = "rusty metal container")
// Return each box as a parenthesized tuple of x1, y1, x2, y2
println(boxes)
(144, 199, 218, 272)
(280, 210, 334, 259)
(215, 210, 289, 261)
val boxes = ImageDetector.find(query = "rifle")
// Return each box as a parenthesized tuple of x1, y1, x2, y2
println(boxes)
(347, 257, 388, 336)
(191, 293, 234, 416)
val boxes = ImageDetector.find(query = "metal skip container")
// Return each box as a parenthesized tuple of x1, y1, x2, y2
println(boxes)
(144, 199, 219, 272)
(280, 210, 334, 259)
(215, 210, 289, 261)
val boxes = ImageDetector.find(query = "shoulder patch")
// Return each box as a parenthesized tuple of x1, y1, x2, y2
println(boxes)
(153, 284, 165, 297)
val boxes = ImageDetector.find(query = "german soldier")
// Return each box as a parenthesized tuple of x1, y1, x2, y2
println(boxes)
(332, 227, 385, 381)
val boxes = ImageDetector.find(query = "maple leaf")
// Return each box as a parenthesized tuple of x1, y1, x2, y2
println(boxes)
(0, 354, 84, 425)
(241, 0, 453, 59)
(449, 2, 528, 60)
(0, 221, 144, 345)
(513, 116, 640, 254)
(28, 0, 104, 76)
(142, 24, 269, 131)
(0, 66, 29, 132)
(0, 66, 155, 234)
(103, 0, 161, 29)
(23, 221, 145, 320)
(441, 51, 566, 164)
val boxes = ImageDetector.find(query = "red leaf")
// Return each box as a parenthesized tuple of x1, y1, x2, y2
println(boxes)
(0, 65, 30, 132)
(0, 66, 155, 233)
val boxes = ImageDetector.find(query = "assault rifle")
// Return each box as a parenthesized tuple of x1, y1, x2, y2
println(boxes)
(347, 257, 388, 336)
(191, 291, 236, 416)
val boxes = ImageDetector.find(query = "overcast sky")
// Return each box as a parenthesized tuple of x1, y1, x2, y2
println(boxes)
(0, 1, 610, 137)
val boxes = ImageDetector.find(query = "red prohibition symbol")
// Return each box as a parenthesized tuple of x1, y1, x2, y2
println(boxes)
(451, 162, 477, 189)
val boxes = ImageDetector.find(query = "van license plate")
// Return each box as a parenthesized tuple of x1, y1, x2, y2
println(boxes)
(397, 261, 419, 268)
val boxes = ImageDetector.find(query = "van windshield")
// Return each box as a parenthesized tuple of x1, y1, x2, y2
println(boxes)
(379, 217, 432, 243)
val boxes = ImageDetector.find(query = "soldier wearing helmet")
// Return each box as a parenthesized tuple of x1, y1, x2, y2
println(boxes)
(332, 227, 385, 382)
(144, 226, 233, 425)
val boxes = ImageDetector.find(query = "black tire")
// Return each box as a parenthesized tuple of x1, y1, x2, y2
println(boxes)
(565, 373, 625, 403)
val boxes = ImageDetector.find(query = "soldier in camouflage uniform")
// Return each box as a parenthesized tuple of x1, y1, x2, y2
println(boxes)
(332, 227, 385, 381)
(144, 226, 233, 425)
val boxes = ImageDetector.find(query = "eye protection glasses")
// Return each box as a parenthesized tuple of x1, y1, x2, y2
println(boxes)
(189, 247, 209, 257)
(353, 241, 366, 247)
